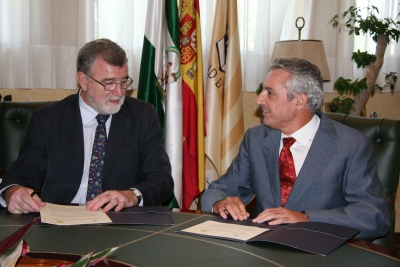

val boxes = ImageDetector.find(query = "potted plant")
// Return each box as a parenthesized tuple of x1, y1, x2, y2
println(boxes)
(329, 5, 399, 116)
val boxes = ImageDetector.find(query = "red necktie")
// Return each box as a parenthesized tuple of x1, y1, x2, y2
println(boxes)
(279, 137, 296, 207)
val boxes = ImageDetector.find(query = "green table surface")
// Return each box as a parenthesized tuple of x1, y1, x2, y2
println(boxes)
(0, 209, 399, 267)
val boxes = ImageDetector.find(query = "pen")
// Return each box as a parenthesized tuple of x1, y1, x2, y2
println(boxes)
(31, 191, 37, 197)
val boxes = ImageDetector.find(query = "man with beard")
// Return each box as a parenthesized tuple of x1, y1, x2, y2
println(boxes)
(0, 39, 173, 214)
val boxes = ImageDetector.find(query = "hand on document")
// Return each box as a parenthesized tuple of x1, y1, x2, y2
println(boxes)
(3, 185, 45, 214)
(213, 196, 250, 221)
(252, 207, 310, 225)
(86, 189, 137, 212)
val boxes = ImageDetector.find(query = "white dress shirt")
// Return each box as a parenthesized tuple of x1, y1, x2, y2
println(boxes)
(71, 92, 112, 203)
(279, 114, 320, 176)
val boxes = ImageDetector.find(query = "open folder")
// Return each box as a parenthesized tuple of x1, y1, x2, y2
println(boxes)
(177, 218, 359, 256)
(106, 206, 174, 225)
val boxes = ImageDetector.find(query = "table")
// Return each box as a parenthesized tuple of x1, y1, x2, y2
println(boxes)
(0, 209, 399, 267)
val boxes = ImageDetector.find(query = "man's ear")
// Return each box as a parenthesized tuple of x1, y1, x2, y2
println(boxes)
(77, 72, 88, 91)
(295, 93, 308, 110)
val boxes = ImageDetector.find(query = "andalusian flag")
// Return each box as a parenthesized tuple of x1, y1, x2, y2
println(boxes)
(180, 0, 205, 210)
(138, 0, 182, 208)
(205, 0, 244, 176)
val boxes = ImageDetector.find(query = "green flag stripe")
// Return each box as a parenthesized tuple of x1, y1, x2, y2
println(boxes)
(138, 36, 165, 132)
(166, 0, 180, 49)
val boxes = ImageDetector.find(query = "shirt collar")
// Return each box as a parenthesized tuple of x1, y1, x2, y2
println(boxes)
(281, 114, 320, 146)
(79, 90, 100, 126)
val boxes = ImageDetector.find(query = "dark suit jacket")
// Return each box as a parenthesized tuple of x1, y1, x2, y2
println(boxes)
(201, 111, 390, 239)
(1, 93, 173, 206)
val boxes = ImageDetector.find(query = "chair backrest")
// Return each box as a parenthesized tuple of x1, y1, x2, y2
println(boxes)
(0, 102, 51, 175)
(325, 112, 400, 249)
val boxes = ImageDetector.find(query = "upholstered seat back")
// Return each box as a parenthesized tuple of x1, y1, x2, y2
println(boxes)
(0, 102, 51, 174)
(325, 112, 400, 249)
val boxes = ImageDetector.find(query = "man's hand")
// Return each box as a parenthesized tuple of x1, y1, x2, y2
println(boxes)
(212, 196, 249, 221)
(252, 207, 309, 224)
(86, 190, 137, 212)
(4, 185, 45, 214)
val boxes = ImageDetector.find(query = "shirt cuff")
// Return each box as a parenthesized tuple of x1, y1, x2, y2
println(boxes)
(0, 185, 15, 207)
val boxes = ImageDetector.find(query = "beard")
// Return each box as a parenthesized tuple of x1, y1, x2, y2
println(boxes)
(86, 89, 125, 115)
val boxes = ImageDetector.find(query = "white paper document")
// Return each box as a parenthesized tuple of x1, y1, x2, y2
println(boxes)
(180, 220, 269, 241)
(40, 203, 112, 225)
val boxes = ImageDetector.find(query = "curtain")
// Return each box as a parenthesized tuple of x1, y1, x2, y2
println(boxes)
(96, 0, 148, 90)
(0, 0, 95, 90)
(0, 0, 147, 90)
(0, 0, 398, 92)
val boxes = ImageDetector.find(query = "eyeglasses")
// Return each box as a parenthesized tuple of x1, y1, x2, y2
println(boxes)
(89, 75, 133, 91)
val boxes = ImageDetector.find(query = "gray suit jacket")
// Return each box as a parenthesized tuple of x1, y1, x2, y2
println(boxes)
(201, 112, 390, 238)
(1, 93, 173, 206)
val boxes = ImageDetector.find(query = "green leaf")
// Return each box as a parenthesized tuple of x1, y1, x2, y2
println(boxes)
(381, 72, 398, 92)
(373, 84, 383, 94)
(71, 252, 92, 267)
(333, 77, 351, 94)
(333, 77, 367, 96)
(89, 246, 119, 265)
(330, 5, 400, 44)
(329, 96, 355, 114)
(255, 82, 263, 96)
(351, 50, 376, 68)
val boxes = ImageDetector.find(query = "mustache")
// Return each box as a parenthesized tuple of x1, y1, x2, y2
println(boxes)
(107, 95, 124, 102)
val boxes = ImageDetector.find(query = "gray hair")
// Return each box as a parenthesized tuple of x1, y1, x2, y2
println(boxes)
(269, 58, 323, 113)
(77, 38, 127, 75)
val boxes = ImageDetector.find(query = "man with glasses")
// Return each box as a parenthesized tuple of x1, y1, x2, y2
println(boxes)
(0, 38, 173, 214)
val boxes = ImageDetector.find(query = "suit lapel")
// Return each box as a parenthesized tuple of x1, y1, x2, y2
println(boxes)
(260, 130, 281, 207)
(102, 103, 130, 178)
(62, 94, 85, 176)
(285, 113, 338, 209)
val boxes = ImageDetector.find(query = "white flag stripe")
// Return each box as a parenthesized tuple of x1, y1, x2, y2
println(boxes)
(165, 85, 183, 207)
(165, 1, 183, 208)
(144, 0, 165, 79)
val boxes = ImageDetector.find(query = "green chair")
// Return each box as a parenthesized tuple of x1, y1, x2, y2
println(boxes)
(325, 112, 400, 249)
(0, 102, 52, 176)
